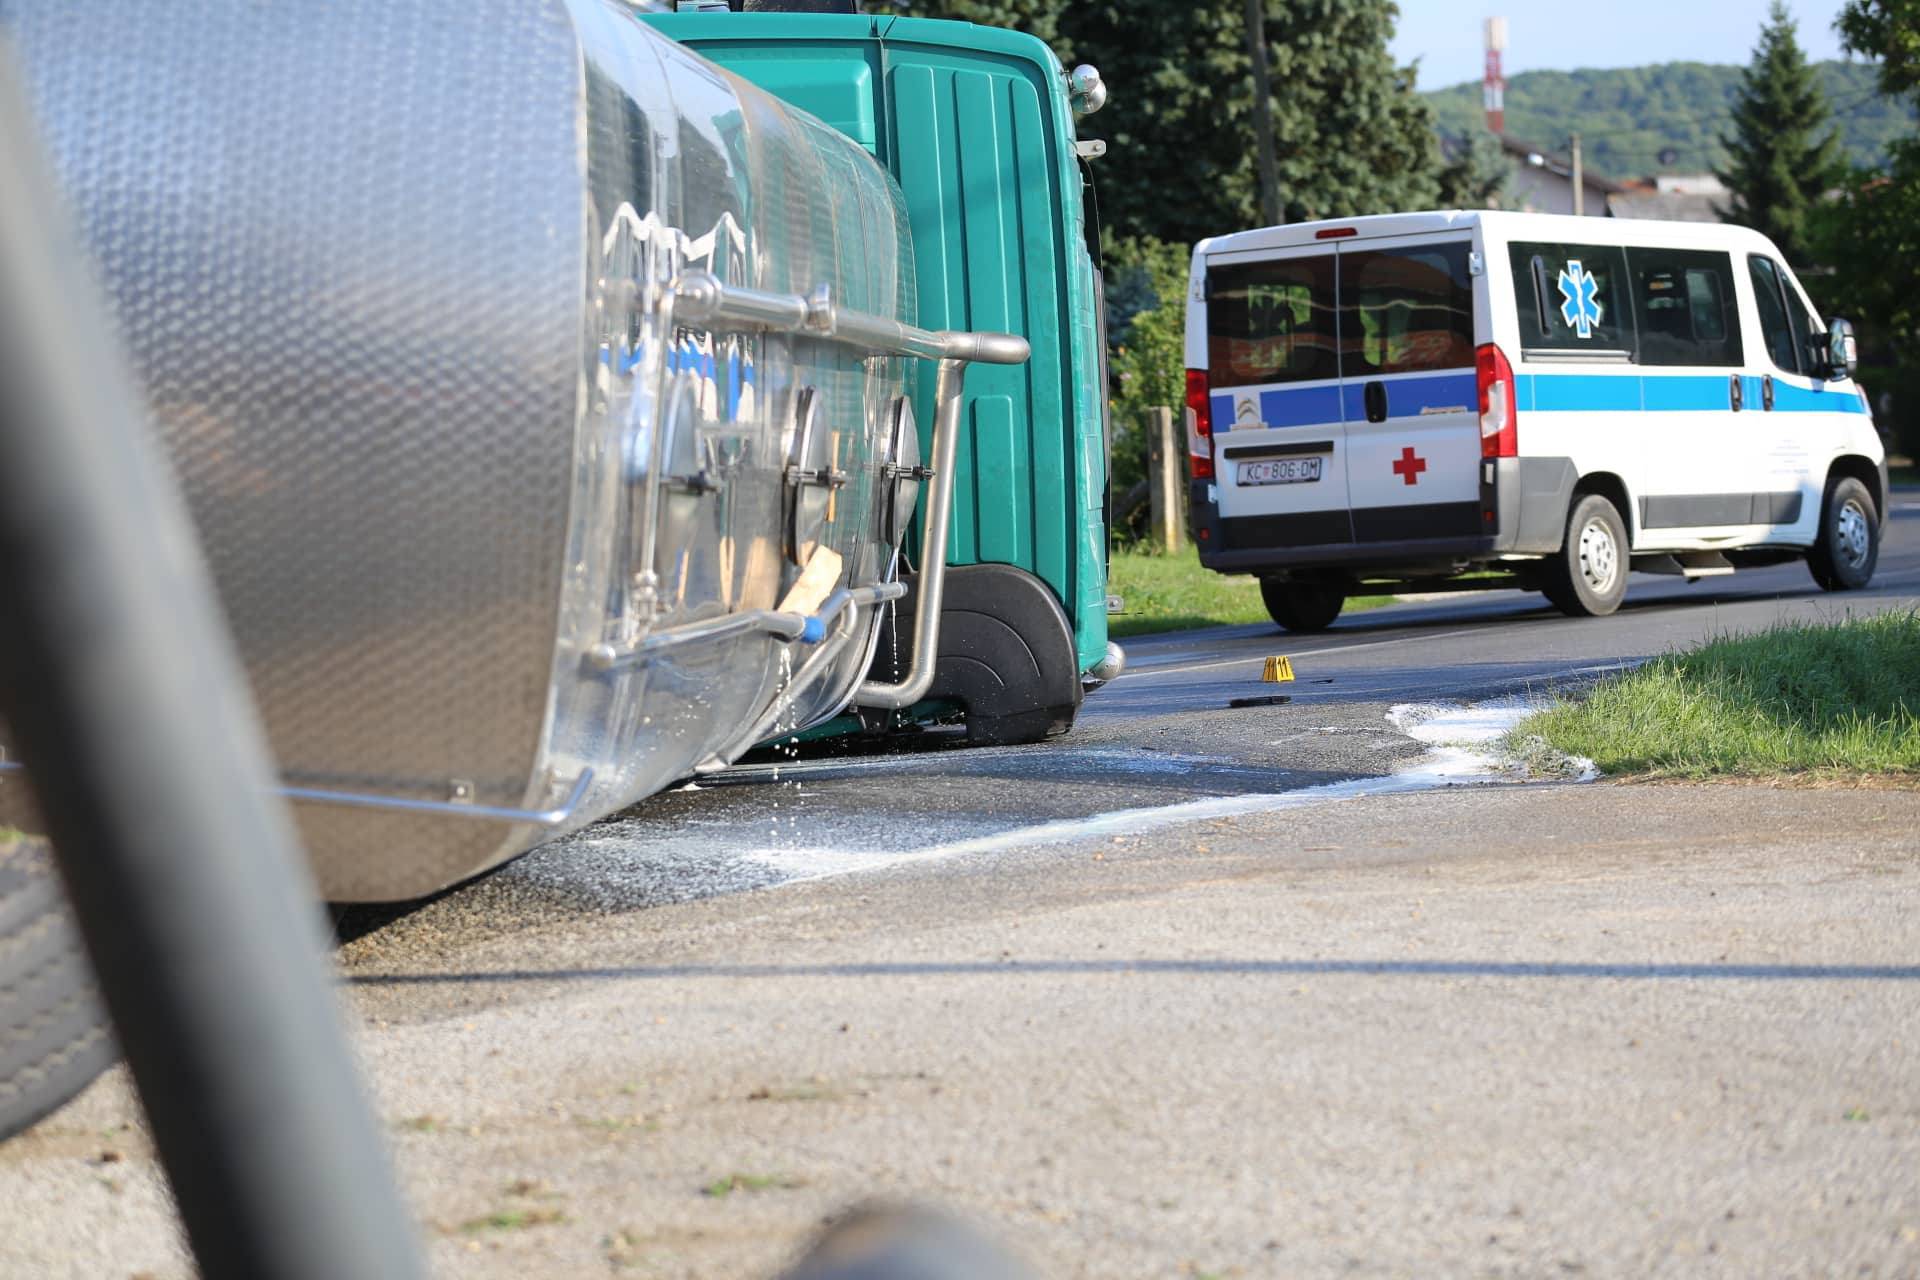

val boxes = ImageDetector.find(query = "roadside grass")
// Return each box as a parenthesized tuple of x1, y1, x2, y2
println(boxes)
(1513, 610, 1920, 779)
(1107, 544, 1392, 638)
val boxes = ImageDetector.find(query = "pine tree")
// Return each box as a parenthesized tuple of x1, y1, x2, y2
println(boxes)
(1717, 2, 1841, 264)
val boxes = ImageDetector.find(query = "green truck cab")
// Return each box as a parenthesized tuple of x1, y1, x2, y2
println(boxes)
(642, 6, 1120, 744)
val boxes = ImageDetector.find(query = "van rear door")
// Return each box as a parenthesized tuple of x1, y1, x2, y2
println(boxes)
(1336, 234, 1482, 541)
(1204, 247, 1352, 543)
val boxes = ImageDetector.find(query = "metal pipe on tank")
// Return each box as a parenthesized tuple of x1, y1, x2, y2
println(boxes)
(664, 269, 1029, 712)
(854, 356, 966, 710)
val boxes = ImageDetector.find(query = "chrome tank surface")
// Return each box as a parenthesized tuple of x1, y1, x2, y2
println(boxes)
(4, 0, 926, 899)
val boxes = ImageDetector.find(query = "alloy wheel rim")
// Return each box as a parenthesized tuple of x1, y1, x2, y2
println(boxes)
(1835, 499, 1870, 569)
(1577, 517, 1618, 594)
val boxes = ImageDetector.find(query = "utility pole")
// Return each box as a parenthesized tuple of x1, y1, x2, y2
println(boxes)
(1243, 0, 1281, 226)
(1570, 132, 1584, 216)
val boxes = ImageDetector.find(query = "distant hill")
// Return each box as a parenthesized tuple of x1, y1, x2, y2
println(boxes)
(1423, 61, 1914, 181)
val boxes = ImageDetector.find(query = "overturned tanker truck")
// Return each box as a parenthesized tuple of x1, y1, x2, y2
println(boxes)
(0, 0, 1127, 906)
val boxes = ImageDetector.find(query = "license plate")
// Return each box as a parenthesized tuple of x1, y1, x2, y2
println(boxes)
(1237, 456, 1323, 486)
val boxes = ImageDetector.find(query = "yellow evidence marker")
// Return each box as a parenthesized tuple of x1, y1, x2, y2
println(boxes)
(1261, 655, 1295, 683)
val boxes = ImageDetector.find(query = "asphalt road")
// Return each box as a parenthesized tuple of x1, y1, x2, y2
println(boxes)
(357, 491, 1920, 926)
(5, 501, 1919, 1279)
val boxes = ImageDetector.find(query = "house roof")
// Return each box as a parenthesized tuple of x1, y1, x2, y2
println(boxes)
(1492, 133, 1628, 195)
(1607, 189, 1726, 222)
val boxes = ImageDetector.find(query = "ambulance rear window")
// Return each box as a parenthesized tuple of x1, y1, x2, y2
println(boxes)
(1206, 254, 1338, 388)
(1343, 242, 1475, 375)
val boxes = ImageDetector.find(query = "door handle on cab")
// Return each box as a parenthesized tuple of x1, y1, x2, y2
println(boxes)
(1762, 374, 1775, 411)
(1729, 375, 1743, 412)
(1363, 380, 1387, 424)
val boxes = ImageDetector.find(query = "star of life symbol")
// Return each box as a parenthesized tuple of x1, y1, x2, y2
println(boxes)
(1557, 259, 1603, 339)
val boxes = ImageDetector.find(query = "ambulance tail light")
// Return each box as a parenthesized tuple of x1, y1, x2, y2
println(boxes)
(1477, 343, 1517, 459)
(1185, 368, 1214, 480)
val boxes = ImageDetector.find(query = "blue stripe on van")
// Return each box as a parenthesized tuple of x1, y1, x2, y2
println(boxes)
(1522, 373, 1642, 413)
(1210, 372, 1477, 431)
(1208, 386, 1344, 431)
(1259, 385, 1344, 428)
(1771, 378, 1867, 413)
(1340, 371, 1477, 422)
(1639, 375, 1730, 412)
(1211, 371, 1865, 430)
(1516, 372, 1866, 414)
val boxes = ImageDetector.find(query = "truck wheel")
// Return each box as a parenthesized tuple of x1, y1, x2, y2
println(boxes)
(1808, 476, 1877, 591)
(1259, 578, 1344, 633)
(0, 836, 115, 1139)
(867, 564, 1083, 746)
(1543, 494, 1628, 617)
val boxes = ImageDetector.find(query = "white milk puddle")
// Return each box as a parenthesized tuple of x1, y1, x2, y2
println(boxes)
(745, 698, 1587, 883)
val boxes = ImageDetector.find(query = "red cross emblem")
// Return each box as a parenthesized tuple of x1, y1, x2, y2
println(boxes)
(1392, 446, 1427, 486)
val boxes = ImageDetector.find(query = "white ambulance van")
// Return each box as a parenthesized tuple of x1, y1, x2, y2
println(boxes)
(1183, 211, 1885, 630)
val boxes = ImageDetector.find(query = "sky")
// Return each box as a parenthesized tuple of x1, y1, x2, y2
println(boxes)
(1390, 0, 1857, 91)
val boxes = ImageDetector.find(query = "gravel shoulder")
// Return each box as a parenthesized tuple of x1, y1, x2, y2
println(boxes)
(4, 780, 1916, 1279)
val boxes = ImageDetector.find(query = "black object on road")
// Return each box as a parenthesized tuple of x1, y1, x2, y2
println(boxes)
(1228, 695, 1293, 708)
(781, 1205, 1040, 1280)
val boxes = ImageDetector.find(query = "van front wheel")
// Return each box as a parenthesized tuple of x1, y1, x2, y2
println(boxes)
(1543, 494, 1629, 617)
(1808, 476, 1878, 591)
(1260, 578, 1345, 633)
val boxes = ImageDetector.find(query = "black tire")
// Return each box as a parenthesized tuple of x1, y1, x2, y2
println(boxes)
(1808, 475, 1878, 592)
(0, 834, 115, 1139)
(1543, 493, 1629, 618)
(1259, 578, 1345, 633)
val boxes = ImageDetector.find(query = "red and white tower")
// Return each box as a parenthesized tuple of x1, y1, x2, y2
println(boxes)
(1483, 16, 1508, 135)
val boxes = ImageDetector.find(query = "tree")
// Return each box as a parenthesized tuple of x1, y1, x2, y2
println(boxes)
(1812, 3, 1920, 341)
(1435, 130, 1508, 209)
(1057, 0, 1440, 246)
(1422, 62, 1912, 180)
(1820, 0, 1920, 456)
(1242, 0, 1281, 225)
(1716, 2, 1841, 264)
(1837, 0, 1920, 102)
(863, 0, 1062, 46)
(1101, 235, 1188, 527)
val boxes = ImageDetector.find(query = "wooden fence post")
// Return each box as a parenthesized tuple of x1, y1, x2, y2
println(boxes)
(1146, 406, 1183, 553)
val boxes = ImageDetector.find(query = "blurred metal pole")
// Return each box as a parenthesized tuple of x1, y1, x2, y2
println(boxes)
(0, 39, 423, 1280)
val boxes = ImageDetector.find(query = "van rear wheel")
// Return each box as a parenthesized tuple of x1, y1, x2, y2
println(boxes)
(1260, 578, 1345, 633)
(1808, 475, 1877, 591)
(1543, 494, 1628, 617)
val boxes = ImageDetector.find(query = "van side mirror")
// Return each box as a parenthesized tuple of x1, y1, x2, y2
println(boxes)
(1825, 317, 1858, 381)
